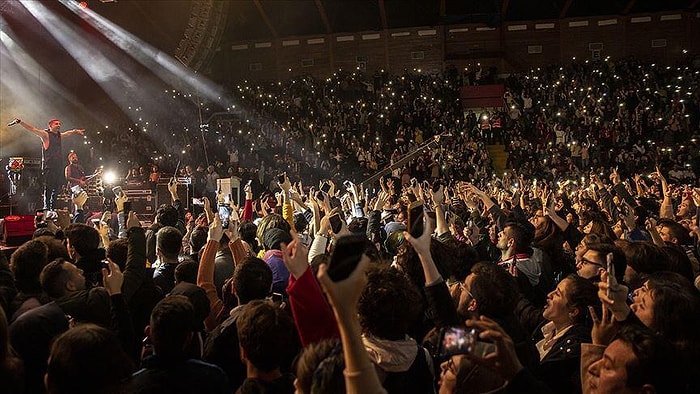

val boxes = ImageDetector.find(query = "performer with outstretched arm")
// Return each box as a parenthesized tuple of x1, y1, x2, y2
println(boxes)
(10, 118, 84, 209)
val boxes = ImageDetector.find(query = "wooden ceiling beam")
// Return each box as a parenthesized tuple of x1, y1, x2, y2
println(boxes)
(378, 0, 388, 30)
(253, 0, 278, 39)
(315, 0, 332, 34)
(559, 0, 573, 19)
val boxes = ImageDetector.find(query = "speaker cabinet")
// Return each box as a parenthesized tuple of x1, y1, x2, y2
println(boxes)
(0, 215, 35, 246)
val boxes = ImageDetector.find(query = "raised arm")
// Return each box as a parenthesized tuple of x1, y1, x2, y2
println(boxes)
(197, 214, 225, 331)
(15, 119, 49, 143)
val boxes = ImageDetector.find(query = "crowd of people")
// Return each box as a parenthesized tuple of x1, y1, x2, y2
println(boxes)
(1, 56, 700, 394)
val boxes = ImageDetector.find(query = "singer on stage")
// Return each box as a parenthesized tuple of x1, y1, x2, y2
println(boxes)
(10, 118, 84, 209)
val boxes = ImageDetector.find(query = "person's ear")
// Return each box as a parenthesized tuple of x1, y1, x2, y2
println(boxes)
(569, 306, 580, 321)
(467, 299, 478, 312)
(144, 325, 151, 339)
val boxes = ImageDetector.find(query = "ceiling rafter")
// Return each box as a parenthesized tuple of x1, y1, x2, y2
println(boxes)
(252, 0, 278, 39)
(378, 0, 388, 30)
(315, 0, 332, 34)
(559, 0, 574, 19)
(622, 0, 637, 15)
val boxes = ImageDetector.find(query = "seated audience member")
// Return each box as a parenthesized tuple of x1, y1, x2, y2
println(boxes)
(237, 300, 298, 394)
(357, 267, 434, 394)
(64, 223, 106, 287)
(152, 226, 184, 294)
(131, 295, 229, 393)
(8, 240, 50, 321)
(45, 324, 133, 394)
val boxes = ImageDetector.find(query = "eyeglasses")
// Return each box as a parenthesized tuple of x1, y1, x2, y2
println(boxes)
(458, 281, 475, 299)
(579, 257, 603, 268)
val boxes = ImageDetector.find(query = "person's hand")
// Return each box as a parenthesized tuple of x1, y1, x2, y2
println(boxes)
(431, 185, 445, 208)
(620, 202, 636, 230)
(465, 316, 524, 381)
(72, 191, 88, 209)
(74, 128, 85, 135)
(126, 211, 140, 229)
(101, 211, 112, 225)
(244, 183, 253, 200)
(692, 188, 700, 207)
(45, 219, 59, 235)
(597, 270, 631, 322)
(327, 180, 336, 197)
(281, 236, 309, 279)
(278, 173, 291, 191)
(645, 217, 657, 233)
(589, 305, 618, 346)
(317, 208, 337, 236)
(317, 254, 370, 318)
(203, 197, 214, 224)
(208, 213, 223, 243)
(403, 216, 435, 260)
(95, 220, 109, 239)
(226, 217, 240, 241)
(373, 190, 389, 211)
(114, 192, 128, 213)
(101, 260, 123, 296)
(56, 209, 71, 229)
(167, 177, 178, 195)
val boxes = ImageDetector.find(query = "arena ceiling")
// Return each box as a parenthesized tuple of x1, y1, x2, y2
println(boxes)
(84, 0, 699, 59)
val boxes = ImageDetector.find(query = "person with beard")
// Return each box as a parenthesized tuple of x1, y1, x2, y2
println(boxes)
(11, 118, 84, 210)
(64, 151, 87, 189)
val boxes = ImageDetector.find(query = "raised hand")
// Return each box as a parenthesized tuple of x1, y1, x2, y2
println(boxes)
(589, 305, 617, 346)
(465, 316, 524, 381)
(101, 260, 124, 296)
(281, 236, 309, 279)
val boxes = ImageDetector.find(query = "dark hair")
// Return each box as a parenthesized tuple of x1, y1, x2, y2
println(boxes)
(105, 238, 128, 271)
(469, 262, 519, 319)
(587, 219, 618, 242)
(189, 226, 208, 257)
(46, 324, 132, 394)
(156, 226, 183, 260)
(584, 242, 626, 283)
(149, 295, 196, 358)
(295, 338, 345, 394)
(309, 253, 329, 277)
(175, 260, 199, 284)
(10, 239, 49, 294)
(232, 257, 273, 304)
(64, 223, 100, 256)
(34, 235, 70, 263)
(657, 219, 692, 245)
(645, 271, 700, 350)
(237, 300, 296, 372)
(156, 204, 179, 227)
(504, 221, 534, 253)
(616, 240, 667, 277)
(660, 245, 694, 284)
(615, 325, 679, 392)
(358, 267, 422, 340)
(0, 307, 23, 393)
(293, 212, 310, 233)
(40, 259, 71, 299)
(239, 221, 259, 254)
(563, 274, 600, 326)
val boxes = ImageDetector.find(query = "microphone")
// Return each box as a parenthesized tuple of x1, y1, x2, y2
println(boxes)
(7, 118, 20, 127)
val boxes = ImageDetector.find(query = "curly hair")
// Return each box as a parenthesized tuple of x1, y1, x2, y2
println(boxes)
(358, 267, 422, 340)
(469, 262, 519, 319)
(563, 274, 600, 326)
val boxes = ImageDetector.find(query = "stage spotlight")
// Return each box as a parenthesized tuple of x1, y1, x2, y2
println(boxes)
(102, 170, 117, 184)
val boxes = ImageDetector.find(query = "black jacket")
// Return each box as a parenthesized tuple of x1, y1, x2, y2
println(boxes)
(531, 323, 591, 394)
